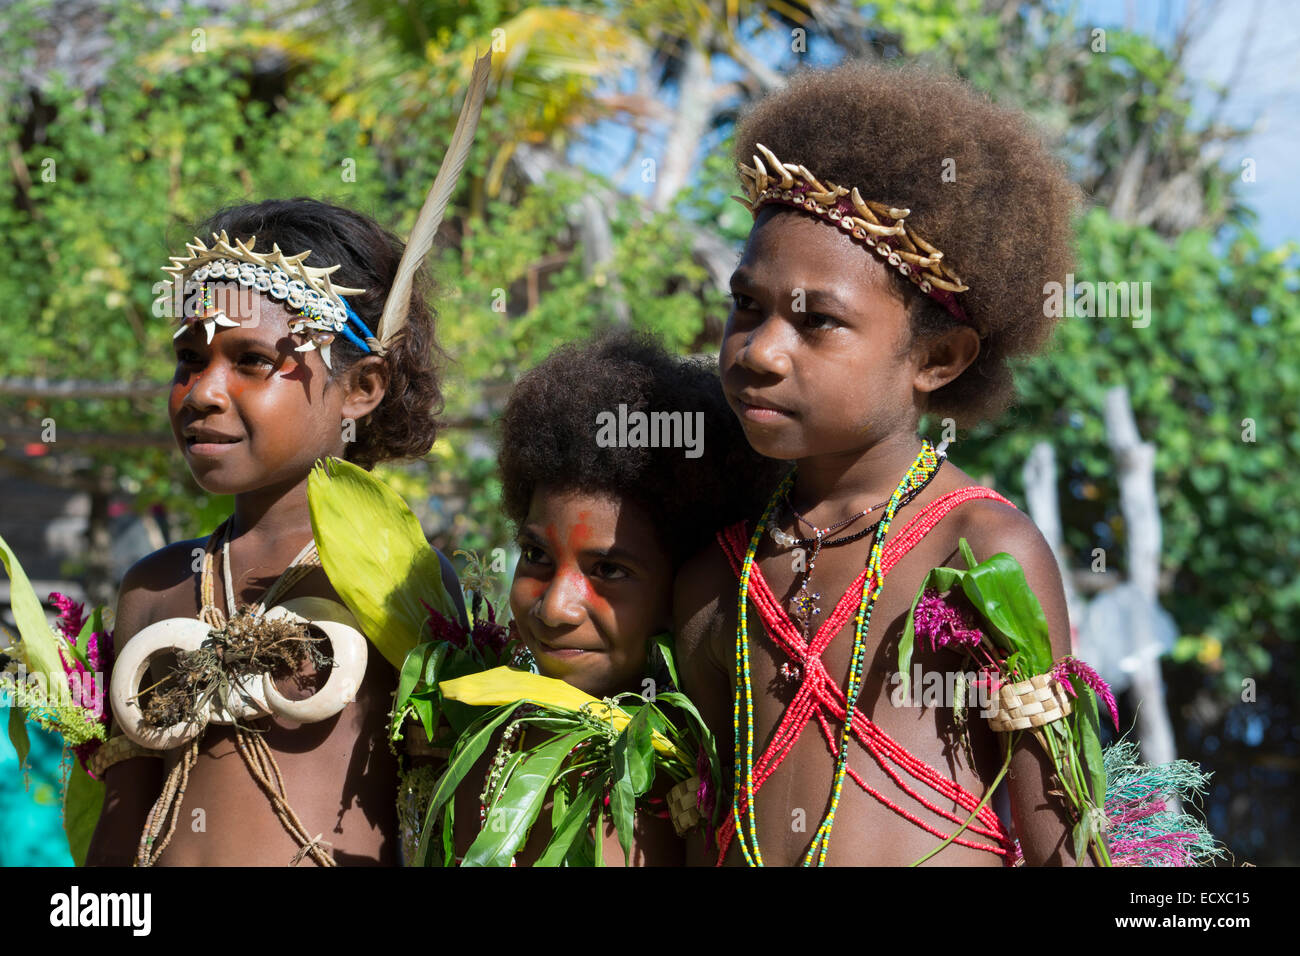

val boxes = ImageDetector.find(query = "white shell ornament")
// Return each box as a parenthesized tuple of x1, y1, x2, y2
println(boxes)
(110, 598, 368, 749)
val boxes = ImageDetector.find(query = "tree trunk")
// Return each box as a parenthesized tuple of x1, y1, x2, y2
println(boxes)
(651, 38, 712, 210)
(1104, 385, 1179, 784)
(1022, 441, 1083, 652)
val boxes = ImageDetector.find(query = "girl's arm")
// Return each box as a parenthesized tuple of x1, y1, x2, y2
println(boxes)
(960, 503, 1090, 866)
(83, 555, 170, 867)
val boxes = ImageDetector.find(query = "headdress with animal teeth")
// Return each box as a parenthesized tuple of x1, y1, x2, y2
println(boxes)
(162, 52, 493, 370)
(736, 143, 971, 324)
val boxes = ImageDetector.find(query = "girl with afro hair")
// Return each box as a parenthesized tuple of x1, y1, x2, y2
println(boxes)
(675, 62, 1086, 866)
(445, 330, 783, 865)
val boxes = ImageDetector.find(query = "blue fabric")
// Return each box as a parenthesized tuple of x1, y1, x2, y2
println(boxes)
(0, 711, 73, 866)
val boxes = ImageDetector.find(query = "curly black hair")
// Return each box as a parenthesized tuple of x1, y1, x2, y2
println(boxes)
(195, 198, 445, 469)
(498, 331, 787, 566)
(734, 61, 1081, 426)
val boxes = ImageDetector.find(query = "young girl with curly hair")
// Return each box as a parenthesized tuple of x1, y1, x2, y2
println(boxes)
(442, 331, 783, 865)
(85, 198, 467, 866)
(675, 62, 1085, 866)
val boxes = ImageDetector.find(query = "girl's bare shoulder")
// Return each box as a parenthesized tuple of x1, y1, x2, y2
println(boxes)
(113, 537, 210, 654)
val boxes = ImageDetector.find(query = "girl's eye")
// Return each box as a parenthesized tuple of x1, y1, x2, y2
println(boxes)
(730, 293, 756, 312)
(175, 350, 202, 365)
(592, 561, 629, 581)
(519, 544, 550, 566)
(802, 312, 838, 331)
(240, 352, 274, 368)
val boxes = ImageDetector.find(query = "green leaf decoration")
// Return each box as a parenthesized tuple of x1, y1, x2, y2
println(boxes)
(7, 704, 30, 769)
(1072, 815, 1090, 865)
(464, 730, 586, 866)
(1069, 675, 1108, 809)
(395, 641, 434, 720)
(622, 705, 655, 793)
(0, 533, 71, 702)
(64, 759, 105, 867)
(956, 548, 1052, 675)
(609, 730, 637, 864)
(654, 689, 721, 807)
(535, 786, 600, 867)
(307, 458, 457, 668)
(651, 631, 680, 689)
(417, 704, 520, 865)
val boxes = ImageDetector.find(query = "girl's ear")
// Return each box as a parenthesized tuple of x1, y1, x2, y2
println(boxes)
(340, 355, 389, 421)
(913, 325, 980, 395)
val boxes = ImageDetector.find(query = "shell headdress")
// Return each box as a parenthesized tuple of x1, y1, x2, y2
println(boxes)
(737, 142, 970, 323)
(163, 51, 493, 369)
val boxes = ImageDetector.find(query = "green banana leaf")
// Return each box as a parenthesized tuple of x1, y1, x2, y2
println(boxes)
(307, 457, 458, 668)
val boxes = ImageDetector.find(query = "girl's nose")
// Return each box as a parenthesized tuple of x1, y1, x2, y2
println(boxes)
(182, 362, 231, 413)
(534, 567, 586, 629)
(737, 315, 792, 378)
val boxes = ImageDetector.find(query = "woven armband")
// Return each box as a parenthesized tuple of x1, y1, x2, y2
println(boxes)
(986, 672, 1073, 732)
(87, 734, 164, 778)
(667, 775, 703, 836)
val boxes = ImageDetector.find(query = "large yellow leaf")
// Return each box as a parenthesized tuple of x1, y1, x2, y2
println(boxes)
(307, 458, 456, 668)
(440, 667, 686, 760)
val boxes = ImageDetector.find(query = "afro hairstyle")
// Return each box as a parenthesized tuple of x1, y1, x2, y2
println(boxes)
(733, 61, 1081, 426)
(498, 330, 787, 566)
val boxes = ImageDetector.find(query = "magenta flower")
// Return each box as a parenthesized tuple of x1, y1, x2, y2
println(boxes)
(50, 592, 86, 644)
(469, 600, 510, 655)
(1051, 656, 1119, 731)
(422, 595, 511, 658)
(695, 745, 717, 849)
(422, 598, 470, 650)
(913, 589, 985, 652)
(49, 592, 113, 775)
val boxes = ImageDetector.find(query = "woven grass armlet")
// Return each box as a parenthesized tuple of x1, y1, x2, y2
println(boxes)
(987, 672, 1073, 732)
(667, 775, 703, 837)
(88, 734, 165, 777)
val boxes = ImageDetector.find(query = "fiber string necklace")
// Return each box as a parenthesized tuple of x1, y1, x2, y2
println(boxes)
(774, 464, 943, 636)
(733, 438, 944, 866)
(137, 517, 335, 867)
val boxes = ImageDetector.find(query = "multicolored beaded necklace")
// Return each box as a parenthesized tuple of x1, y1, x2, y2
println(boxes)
(732, 438, 943, 866)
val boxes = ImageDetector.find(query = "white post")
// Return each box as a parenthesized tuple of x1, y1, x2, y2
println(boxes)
(1022, 441, 1083, 652)
(1103, 385, 1179, 772)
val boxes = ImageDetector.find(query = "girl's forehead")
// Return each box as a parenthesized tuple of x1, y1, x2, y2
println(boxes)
(741, 208, 893, 295)
(178, 282, 297, 342)
(525, 489, 665, 556)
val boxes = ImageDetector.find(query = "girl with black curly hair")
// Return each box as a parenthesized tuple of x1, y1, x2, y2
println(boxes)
(443, 330, 783, 865)
(676, 62, 1087, 866)
(85, 198, 467, 867)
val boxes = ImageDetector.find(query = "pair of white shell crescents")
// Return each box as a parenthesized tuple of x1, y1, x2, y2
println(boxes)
(110, 597, 369, 751)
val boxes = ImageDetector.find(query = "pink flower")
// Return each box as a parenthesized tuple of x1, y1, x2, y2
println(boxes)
(50, 592, 85, 642)
(48, 592, 113, 775)
(422, 596, 511, 657)
(913, 589, 985, 653)
(695, 745, 717, 849)
(421, 599, 470, 650)
(1051, 656, 1119, 731)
